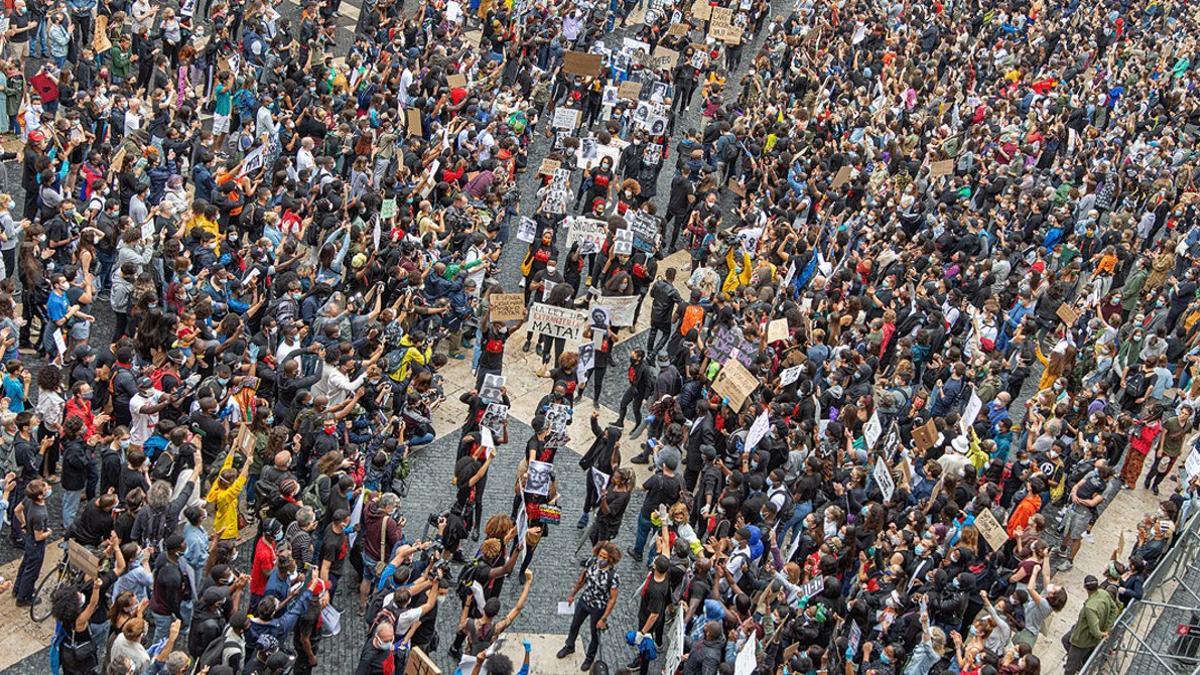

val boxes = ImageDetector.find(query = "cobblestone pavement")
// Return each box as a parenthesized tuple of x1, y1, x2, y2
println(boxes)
(0, 0, 783, 672)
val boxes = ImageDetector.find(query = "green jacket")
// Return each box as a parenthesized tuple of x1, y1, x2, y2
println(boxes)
(1069, 589, 1120, 649)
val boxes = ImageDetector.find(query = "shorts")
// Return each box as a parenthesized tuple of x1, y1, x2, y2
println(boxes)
(1061, 505, 1093, 540)
(361, 550, 381, 582)
(212, 113, 231, 135)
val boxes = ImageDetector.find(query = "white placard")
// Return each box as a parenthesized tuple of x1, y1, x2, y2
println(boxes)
(590, 467, 610, 496)
(779, 366, 802, 387)
(552, 107, 581, 129)
(662, 603, 686, 673)
(864, 410, 882, 448)
(961, 388, 983, 434)
(1186, 447, 1200, 479)
(873, 456, 895, 502)
(596, 296, 638, 327)
(734, 634, 757, 675)
(745, 410, 771, 455)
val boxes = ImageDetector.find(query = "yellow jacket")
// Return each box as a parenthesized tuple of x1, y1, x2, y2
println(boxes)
(722, 247, 752, 293)
(205, 450, 246, 540)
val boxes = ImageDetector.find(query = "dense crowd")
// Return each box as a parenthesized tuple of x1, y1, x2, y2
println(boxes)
(0, 0, 1195, 673)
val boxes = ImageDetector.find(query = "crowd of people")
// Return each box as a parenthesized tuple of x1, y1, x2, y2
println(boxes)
(0, 0, 1193, 672)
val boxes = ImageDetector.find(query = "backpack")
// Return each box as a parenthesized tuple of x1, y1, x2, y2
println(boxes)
(768, 485, 796, 523)
(194, 629, 244, 672)
(300, 473, 332, 520)
(149, 365, 176, 392)
(456, 556, 488, 600)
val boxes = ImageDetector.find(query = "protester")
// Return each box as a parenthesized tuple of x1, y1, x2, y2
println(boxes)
(0, 0, 1197, 674)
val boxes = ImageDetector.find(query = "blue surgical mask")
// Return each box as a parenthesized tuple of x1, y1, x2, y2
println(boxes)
(218, 377, 229, 386)
(915, 544, 926, 556)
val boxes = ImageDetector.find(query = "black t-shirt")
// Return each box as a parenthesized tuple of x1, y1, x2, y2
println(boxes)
(10, 13, 29, 43)
(192, 413, 227, 465)
(638, 574, 671, 624)
(293, 596, 323, 657)
(639, 473, 681, 518)
(320, 525, 347, 577)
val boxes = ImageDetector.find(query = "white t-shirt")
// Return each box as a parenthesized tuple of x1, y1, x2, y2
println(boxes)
(129, 392, 160, 445)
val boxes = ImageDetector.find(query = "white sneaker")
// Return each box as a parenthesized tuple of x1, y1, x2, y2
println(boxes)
(1081, 531, 1095, 543)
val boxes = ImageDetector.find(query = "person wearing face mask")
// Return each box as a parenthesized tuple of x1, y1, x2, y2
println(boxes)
(251, 518, 285, 609)
(13, 478, 52, 606)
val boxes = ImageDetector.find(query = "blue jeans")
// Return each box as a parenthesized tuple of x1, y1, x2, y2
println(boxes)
(780, 501, 814, 545)
(31, 18, 47, 58)
(149, 610, 174, 646)
(61, 489, 81, 530)
(410, 432, 434, 446)
(631, 513, 653, 561)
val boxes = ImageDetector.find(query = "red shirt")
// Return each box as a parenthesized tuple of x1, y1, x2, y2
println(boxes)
(64, 396, 98, 441)
(250, 538, 277, 596)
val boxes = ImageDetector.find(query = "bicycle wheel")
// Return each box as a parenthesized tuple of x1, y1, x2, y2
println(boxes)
(30, 564, 65, 622)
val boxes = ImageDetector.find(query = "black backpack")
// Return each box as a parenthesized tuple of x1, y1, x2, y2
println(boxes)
(456, 557, 488, 600)
(769, 486, 796, 523)
(194, 629, 244, 672)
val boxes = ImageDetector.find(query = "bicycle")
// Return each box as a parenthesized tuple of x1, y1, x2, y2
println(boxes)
(30, 540, 86, 622)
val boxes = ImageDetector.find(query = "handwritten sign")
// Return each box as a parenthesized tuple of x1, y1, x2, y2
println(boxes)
(447, 73, 468, 89)
(651, 46, 680, 69)
(528, 303, 587, 343)
(767, 318, 789, 343)
(489, 293, 526, 322)
(566, 216, 609, 255)
(552, 107, 581, 130)
(864, 410, 882, 448)
(705, 325, 758, 369)
(563, 51, 604, 76)
(930, 159, 955, 178)
(712, 359, 758, 411)
(618, 81, 643, 100)
(598, 295, 639, 327)
(710, 23, 743, 43)
(745, 410, 770, 455)
(779, 365, 802, 387)
(831, 165, 852, 189)
(974, 508, 1009, 551)
(709, 5, 733, 26)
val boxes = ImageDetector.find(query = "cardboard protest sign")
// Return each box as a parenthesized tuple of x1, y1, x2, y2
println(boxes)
(93, 15, 112, 53)
(710, 24, 743, 43)
(538, 158, 562, 175)
(913, 418, 939, 451)
(930, 159, 955, 178)
(563, 51, 604, 76)
(463, 30, 483, 47)
(668, 22, 689, 36)
(831, 165, 852, 189)
(712, 359, 758, 411)
(767, 318, 789, 343)
(406, 108, 423, 137)
(1056, 303, 1079, 326)
(690, 0, 712, 19)
(709, 5, 733, 26)
(651, 46, 679, 69)
(447, 73, 468, 89)
(528, 303, 587, 342)
(974, 508, 1009, 551)
(618, 81, 643, 100)
(489, 293, 526, 322)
